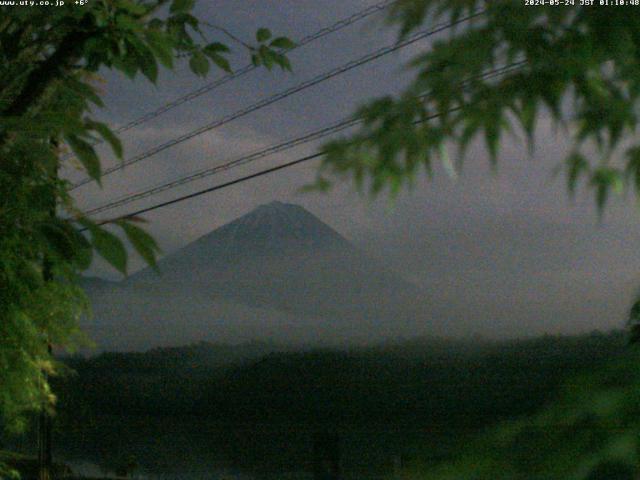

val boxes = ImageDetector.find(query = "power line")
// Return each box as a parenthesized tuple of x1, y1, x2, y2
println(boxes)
(84, 118, 362, 216)
(63, 0, 396, 160)
(70, 10, 485, 190)
(111, 0, 397, 134)
(76, 153, 323, 232)
(79, 61, 525, 227)
(84, 61, 525, 218)
(98, 151, 325, 225)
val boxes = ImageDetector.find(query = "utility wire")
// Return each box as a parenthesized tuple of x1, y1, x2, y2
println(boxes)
(79, 61, 525, 227)
(84, 118, 362, 216)
(84, 61, 525, 217)
(99, 151, 325, 225)
(70, 9, 485, 190)
(112, 0, 396, 133)
(62, 0, 396, 161)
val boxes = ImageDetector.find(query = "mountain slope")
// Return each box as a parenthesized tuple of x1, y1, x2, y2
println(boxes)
(82, 202, 434, 350)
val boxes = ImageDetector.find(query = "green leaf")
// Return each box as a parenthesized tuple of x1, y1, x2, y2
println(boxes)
(299, 176, 331, 193)
(66, 78, 104, 108)
(629, 323, 640, 344)
(115, 13, 139, 32)
(209, 54, 231, 73)
(119, 1, 147, 15)
(629, 292, 640, 344)
(625, 146, 640, 195)
(258, 46, 274, 70)
(629, 299, 640, 326)
(145, 30, 174, 69)
(170, 0, 195, 14)
(116, 220, 161, 270)
(269, 36, 296, 50)
(440, 143, 457, 179)
(590, 167, 623, 216)
(86, 120, 123, 159)
(189, 51, 209, 77)
(112, 51, 139, 79)
(274, 53, 292, 72)
(137, 44, 159, 83)
(256, 27, 272, 42)
(566, 152, 589, 197)
(203, 42, 230, 55)
(80, 220, 128, 275)
(518, 98, 537, 143)
(40, 219, 91, 269)
(73, 239, 94, 271)
(203, 44, 231, 72)
(66, 135, 101, 184)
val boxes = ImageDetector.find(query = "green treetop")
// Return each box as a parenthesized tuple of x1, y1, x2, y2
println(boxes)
(317, 0, 640, 213)
(0, 0, 292, 434)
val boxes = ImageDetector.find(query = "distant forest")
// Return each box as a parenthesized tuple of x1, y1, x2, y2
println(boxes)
(2, 331, 632, 477)
(54, 331, 627, 429)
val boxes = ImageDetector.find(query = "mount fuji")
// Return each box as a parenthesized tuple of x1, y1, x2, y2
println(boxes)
(81, 202, 435, 350)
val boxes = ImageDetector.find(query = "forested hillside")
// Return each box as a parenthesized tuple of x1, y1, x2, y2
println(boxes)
(56, 331, 627, 428)
(0, 331, 624, 478)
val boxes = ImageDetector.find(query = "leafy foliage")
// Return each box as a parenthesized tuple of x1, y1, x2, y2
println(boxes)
(316, 0, 640, 212)
(307, 2, 640, 475)
(250, 28, 294, 71)
(417, 348, 640, 480)
(0, 0, 292, 436)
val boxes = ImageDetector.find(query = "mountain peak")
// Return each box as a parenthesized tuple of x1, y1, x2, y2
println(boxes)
(128, 202, 354, 282)
(263, 200, 287, 208)
(214, 201, 349, 252)
(252, 200, 301, 215)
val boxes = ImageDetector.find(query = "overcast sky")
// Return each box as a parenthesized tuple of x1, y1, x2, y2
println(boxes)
(66, 0, 640, 338)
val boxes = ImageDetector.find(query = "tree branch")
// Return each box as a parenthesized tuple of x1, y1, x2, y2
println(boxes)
(2, 24, 94, 119)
